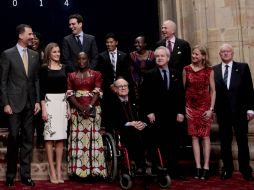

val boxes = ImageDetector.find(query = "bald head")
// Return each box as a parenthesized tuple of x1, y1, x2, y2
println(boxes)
(161, 20, 176, 40)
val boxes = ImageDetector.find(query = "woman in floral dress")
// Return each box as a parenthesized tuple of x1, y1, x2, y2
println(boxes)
(67, 51, 107, 178)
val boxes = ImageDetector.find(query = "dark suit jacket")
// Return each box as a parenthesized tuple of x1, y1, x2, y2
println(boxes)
(62, 33, 98, 71)
(156, 38, 191, 73)
(0, 46, 40, 113)
(214, 62, 254, 117)
(109, 94, 140, 130)
(141, 66, 185, 127)
(95, 50, 131, 97)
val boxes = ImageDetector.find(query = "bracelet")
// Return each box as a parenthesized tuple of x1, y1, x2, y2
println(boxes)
(89, 104, 93, 108)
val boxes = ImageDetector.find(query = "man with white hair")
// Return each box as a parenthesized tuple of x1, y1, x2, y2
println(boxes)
(214, 43, 254, 181)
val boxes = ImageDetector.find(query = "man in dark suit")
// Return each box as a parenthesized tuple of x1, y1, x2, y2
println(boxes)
(62, 14, 98, 71)
(156, 19, 191, 73)
(141, 46, 186, 179)
(94, 33, 131, 129)
(214, 43, 254, 181)
(109, 77, 148, 173)
(0, 24, 41, 186)
(156, 19, 192, 151)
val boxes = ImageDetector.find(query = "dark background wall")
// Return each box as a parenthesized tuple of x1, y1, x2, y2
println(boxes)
(0, 0, 159, 128)
(0, 0, 160, 53)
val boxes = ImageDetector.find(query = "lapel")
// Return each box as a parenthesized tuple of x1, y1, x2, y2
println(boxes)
(215, 63, 227, 88)
(229, 62, 239, 90)
(14, 47, 28, 78)
(82, 34, 89, 51)
(27, 49, 34, 78)
(70, 35, 81, 52)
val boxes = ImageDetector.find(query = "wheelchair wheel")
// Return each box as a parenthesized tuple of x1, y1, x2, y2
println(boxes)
(158, 174, 171, 188)
(102, 132, 117, 182)
(120, 174, 132, 190)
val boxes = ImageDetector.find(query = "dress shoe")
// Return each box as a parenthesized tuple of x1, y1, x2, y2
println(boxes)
(242, 173, 254, 181)
(200, 169, 209, 180)
(194, 168, 202, 179)
(5, 178, 14, 186)
(220, 171, 232, 180)
(21, 178, 35, 186)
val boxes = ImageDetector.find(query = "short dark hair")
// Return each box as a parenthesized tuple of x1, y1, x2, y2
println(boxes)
(16, 24, 32, 40)
(105, 33, 118, 41)
(69, 14, 84, 24)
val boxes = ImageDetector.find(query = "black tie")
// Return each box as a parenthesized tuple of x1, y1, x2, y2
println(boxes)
(162, 69, 168, 90)
(223, 65, 229, 86)
(76, 35, 82, 49)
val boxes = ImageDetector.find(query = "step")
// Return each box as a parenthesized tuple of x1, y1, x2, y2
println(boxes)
(0, 162, 69, 181)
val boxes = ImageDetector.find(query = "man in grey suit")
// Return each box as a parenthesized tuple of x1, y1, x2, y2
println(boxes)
(0, 24, 41, 186)
(62, 14, 98, 71)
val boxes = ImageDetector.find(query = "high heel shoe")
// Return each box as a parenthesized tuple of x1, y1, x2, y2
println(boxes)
(48, 170, 58, 184)
(194, 168, 201, 179)
(57, 173, 64, 183)
(200, 169, 209, 180)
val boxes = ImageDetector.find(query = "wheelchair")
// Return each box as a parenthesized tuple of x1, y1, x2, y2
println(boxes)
(102, 130, 171, 189)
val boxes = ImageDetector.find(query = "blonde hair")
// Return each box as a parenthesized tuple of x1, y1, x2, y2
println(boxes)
(192, 44, 210, 67)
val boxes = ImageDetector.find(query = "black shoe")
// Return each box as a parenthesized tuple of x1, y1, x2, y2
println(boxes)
(194, 168, 202, 179)
(220, 171, 232, 180)
(21, 178, 35, 186)
(200, 169, 209, 180)
(5, 178, 14, 186)
(242, 173, 254, 181)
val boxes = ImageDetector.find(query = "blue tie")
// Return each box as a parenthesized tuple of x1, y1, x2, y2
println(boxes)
(162, 69, 168, 90)
(223, 65, 229, 86)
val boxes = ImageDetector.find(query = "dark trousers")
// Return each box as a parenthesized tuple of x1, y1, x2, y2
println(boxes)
(121, 127, 146, 168)
(34, 111, 44, 145)
(217, 112, 252, 174)
(6, 101, 34, 179)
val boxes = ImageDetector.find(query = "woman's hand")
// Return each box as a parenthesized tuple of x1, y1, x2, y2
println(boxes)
(202, 110, 213, 120)
(42, 109, 48, 122)
(185, 107, 193, 120)
(132, 121, 146, 131)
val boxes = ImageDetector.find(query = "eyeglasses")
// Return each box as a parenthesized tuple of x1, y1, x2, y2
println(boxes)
(115, 84, 128, 89)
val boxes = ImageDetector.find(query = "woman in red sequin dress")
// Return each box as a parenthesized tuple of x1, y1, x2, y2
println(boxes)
(183, 45, 216, 180)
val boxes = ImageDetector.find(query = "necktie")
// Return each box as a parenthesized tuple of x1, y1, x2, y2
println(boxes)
(162, 69, 168, 90)
(76, 35, 82, 49)
(111, 52, 116, 78)
(223, 65, 229, 87)
(22, 49, 28, 75)
(167, 40, 172, 53)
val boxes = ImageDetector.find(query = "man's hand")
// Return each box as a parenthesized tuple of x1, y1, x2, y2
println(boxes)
(4, 105, 13, 115)
(147, 113, 155, 124)
(34, 103, 41, 115)
(177, 113, 184, 122)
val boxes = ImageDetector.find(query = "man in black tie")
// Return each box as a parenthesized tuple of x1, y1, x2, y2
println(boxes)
(214, 43, 254, 181)
(0, 24, 41, 186)
(62, 14, 98, 71)
(141, 46, 186, 179)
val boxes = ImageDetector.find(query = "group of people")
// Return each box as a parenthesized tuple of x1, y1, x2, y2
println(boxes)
(0, 13, 254, 188)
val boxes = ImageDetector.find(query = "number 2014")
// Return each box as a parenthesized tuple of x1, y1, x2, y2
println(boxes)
(12, 0, 70, 7)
